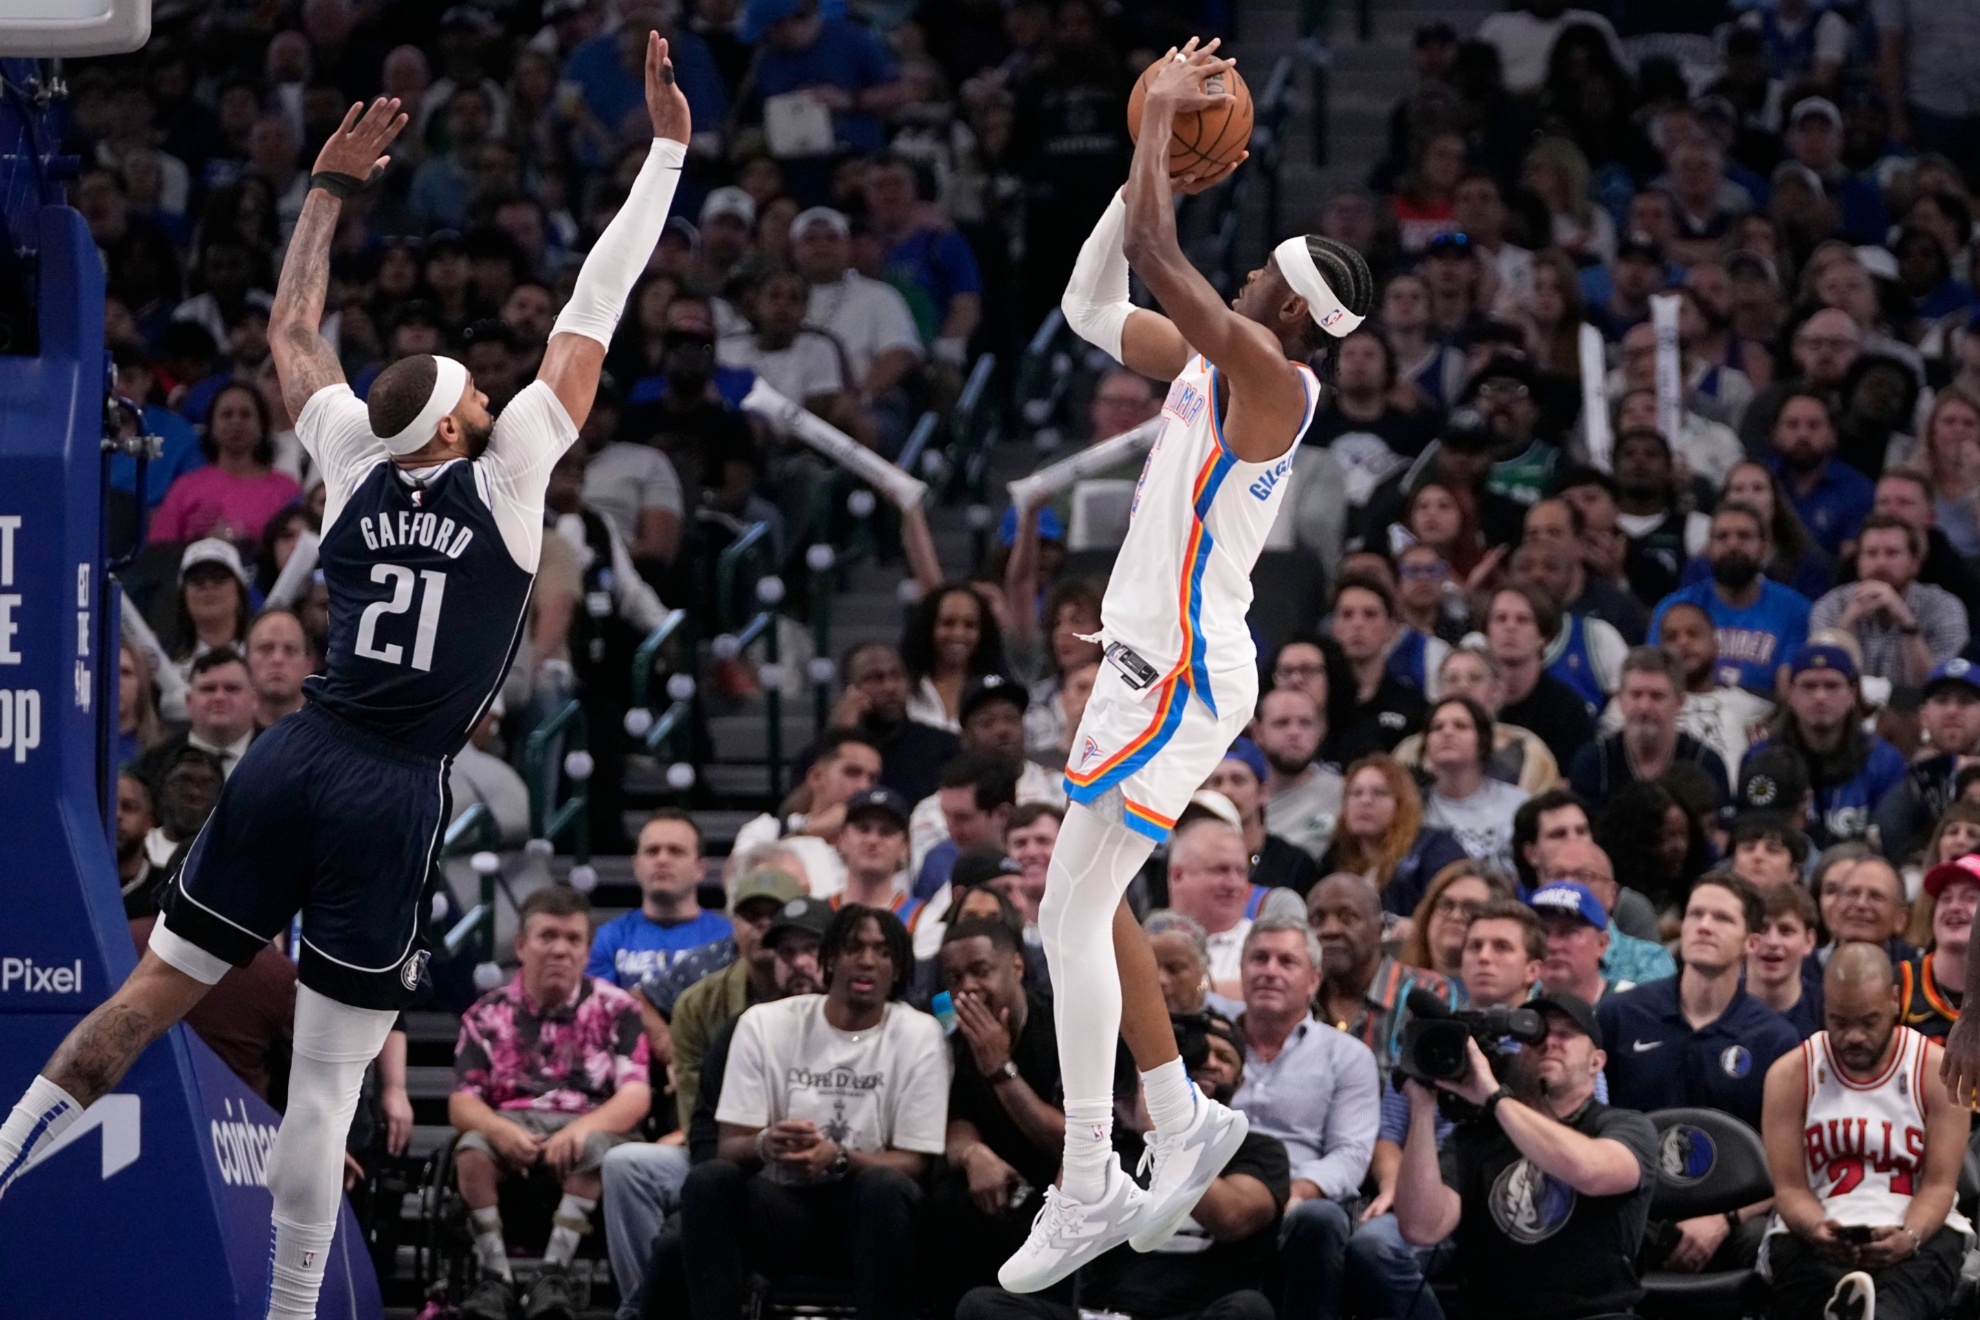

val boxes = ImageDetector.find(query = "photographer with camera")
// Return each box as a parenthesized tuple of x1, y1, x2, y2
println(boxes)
(1395, 993, 1658, 1320)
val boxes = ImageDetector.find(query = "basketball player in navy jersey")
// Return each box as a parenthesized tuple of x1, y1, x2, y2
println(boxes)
(0, 38, 691, 1320)
(999, 40, 1371, 1290)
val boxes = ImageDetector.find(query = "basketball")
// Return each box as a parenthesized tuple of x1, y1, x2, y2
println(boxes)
(1127, 49, 1254, 177)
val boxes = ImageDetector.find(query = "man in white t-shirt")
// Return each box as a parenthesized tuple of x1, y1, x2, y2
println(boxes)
(718, 268, 873, 445)
(1600, 600, 1772, 788)
(579, 388, 685, 571)
(682, 904, 950, 1320)
(791, 207, 923, 404)
(731, 729, 884, 899)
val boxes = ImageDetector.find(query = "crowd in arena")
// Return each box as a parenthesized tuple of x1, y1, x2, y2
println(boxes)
(68, 0, 1980, 1315)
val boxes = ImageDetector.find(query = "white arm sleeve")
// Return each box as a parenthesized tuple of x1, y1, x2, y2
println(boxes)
(551, 138, 688, 347)
(1060, 189, 1135, 363)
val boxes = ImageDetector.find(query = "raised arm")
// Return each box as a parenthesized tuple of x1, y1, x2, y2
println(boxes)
(1121, 41, 1305, 463)
(269, 98, 407, 419)
(537, 32, 691, 430)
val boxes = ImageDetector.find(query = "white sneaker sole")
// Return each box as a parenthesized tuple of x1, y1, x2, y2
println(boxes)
(1128, 1106, 1250, 1252)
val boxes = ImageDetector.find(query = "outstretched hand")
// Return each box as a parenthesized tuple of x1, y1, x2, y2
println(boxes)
(1145, 38, 1237, 117)
(646, 31, 693, 145)
(312, 97, 408, 184)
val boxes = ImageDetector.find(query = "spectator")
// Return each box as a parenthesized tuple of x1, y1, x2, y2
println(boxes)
(1625, 601, 1775, 782)
(600, 882, 819, 1319)
(912, 755, 1017, 900)
(1204, 739, 1321, 897)
(863, 155, 982, 369)
(1746, 644, 1907, 848)
(1466, 357, 1560, 508)
(742, 0, 908, 162)
(1530, 879, 1625, 1003)
(1784, 97, 1888, 243)
(116, 638, 168, 770)
(1307, 330, 1436, 499)
(1394, 646, 1562, 794)
(908, 677, 1063, 874)
(244, 608, 310, 731)
(901, 584, 1004, 732)
(1869, 469, 1980, 630)
(681, 905, 947, 1320)
(1569, 647, 1728, 811)
(1759, 942, 1970, 1320)
(586, 811, 733, 992)
(150, 382, 302, 546)
(1420, 696, 1531, 877)
(1749, 880, 1825, 1037)
(1166, 816, 1280, 998)
(1309, 872, 1459, 1078)
(736, 729, 883, 899)
(1008, 581, 1103, 761)
(1811, 514, 1970, 685)
(1393, 542, 1471, 655)
(1650, 502, 1814, 691)
(1387, 132, 1465, 256)
(1814, 848, 1917, 968)
(1524, 497, 1649, 644)
(448, 701, 531, 846)
(834, 786, 921, 921)
(822, 642, 960, 805)
(136, 647, 256, 785)
(718, 268, 873, 446)
(1771, 390, 1875, 559)
(1395, 991, 1658, 1320)
(577, 396, 686, 572)
(115, 771, 161, 918)
(1895, 852, 1980, 1038)
(1487, 585, 1597, 768)
(1743, 309, 1864, 454)
(451, 887, 651, 1320)
(1590, 234, 1670, 343)
(1911, 389, 1980, 557)
(1254, 688, 1344, 861)
(624, 296, 761, 548)
(1145, 909, 1240, 1020)
(790, 207, 922, 415)
(1319, 755, 1468, 916)
(1380, 272, 1468, 412)
(1510, 539, 1627, 712)
(1398, 861, 1507, 981)
(1543, 835, 1676, 984)
(165, 538, 254, 692)
(108, 340, 204, 514)
(1326, 575, 1430, 762)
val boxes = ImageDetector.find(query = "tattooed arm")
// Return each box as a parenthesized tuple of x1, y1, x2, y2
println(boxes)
(270, 98, 408, 419)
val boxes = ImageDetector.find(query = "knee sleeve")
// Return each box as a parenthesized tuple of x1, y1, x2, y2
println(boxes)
(264, 986, 398, 1228)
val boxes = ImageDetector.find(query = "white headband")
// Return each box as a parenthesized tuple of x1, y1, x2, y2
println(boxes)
(1273, 236, 1363, 337)
(381, 355, 469, 456)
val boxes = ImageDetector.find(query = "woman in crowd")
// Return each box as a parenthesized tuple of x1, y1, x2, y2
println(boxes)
(900, 581, 1005, 731)
(1684, 459, 1833, 597)
(1403, 479, 1487, 581)
(1398, 860, 1509, 979)
(1007, 579, 1104, 757)
(1319, 754, 1469, 917)
(602, 272, 681, 387)
(1905, 804, 1980, 919)
(169, 539, 253, 682)
(1388, 130, 1466, 256)
(149, 381, 302, 546)
(1596, 779, 1709, 925)
(253, 505, 318, 601)
(1392, 646, 1560, 793)
(1419, 695, 1531, 877)
(1145, 909, 1241, 1019)
(116, 638, 166, 769)
(1522, 247, 1590, 383)
(1911, 389, 1980, 556)
(1394, 541, 1471, 648)
(1521, 136, 1616, 264)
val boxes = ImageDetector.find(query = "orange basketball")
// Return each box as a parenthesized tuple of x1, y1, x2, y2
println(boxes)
(1127, 50, 1254, 177)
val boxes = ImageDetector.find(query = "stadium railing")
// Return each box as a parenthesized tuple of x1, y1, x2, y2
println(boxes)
(949, 353, 1001, 565)
(625, 606, 696, 770)
(524, 699, 592, 864)
(714, 519, 787, 803)
(435, 803, 505, 964)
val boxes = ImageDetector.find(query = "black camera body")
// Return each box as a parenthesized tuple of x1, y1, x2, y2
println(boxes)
(1396, 990, 1548, 1121)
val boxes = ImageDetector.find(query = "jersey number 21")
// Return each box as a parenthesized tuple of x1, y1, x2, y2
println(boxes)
(355, 563, 448, 671)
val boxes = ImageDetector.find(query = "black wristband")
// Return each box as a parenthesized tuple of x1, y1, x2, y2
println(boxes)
(308, 168, 377, 199)
(1483, 1086, 1513, 1119)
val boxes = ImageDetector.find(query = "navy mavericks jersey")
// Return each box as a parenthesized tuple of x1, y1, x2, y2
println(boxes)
(297, 380, 578, 758)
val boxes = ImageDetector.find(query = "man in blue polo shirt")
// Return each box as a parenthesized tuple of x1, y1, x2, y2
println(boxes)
(1597, 873, 1798, 1274)
(587, 809, 733, 991)
(1768, 389, 1873, 559)
(1650, 502, 1811, 692)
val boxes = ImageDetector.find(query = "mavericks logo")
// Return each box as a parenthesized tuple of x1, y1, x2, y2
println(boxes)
(1489, 1156, 1576, 1244)
(401, 949, 430, 991)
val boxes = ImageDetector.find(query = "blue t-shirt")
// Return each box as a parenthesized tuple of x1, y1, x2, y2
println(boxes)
(1771, 455, 1874, 558)
(1649, 579, 1812, 691)
(1596, 977, 1800, 1130)
(882, 227, 984, 345)
(628, 365, 756, 410)
(752, 16, 900, 156)
(109, 404, 204, 510)
(1743, 736, 1908, 849)
(585, 909, 734, 991)
(564, 27, 729, 145)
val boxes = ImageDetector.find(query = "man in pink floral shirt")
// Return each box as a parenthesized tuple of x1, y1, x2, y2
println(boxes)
(451, 886, 650, 1320)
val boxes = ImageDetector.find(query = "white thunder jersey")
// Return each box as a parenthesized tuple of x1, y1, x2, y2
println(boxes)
(1791, 1027, 1970, 1233)
(1099, 353, 1319, 715)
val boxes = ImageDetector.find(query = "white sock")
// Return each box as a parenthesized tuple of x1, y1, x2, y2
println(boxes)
(0, 1076, 83, 1195)
(471, 1206, 512, 1280)
(265, 1214, 336, 1320)
(1038, 805, 1156, 1203)
(544, 1193, 596, 1266)
(1141, 1057, 1198, 1135)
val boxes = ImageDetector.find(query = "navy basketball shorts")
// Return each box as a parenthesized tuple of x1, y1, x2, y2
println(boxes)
(159, 704, 449, 1011)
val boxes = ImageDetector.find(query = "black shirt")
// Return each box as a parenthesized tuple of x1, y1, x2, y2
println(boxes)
(1567, 732, 1729, 813)
(1499, 671, 1597, 770)
(1444, 1099, 1657, 1320)
(1084, 1131, 1290, 1315)
(1571, 576, 1650, 646)
(1899, 951, 1962, 1039)
(1327, 674, 1428, 764)
(947, 988, 1070, 1193)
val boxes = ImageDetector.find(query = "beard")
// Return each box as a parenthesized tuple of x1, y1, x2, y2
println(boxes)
(1712, 553, 1761, 590)
(463, 415, 495, 460)
(1264, 748, 1312, 777)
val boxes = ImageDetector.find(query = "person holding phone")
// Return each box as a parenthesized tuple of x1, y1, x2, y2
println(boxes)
(1758, 941, 1973, 1320)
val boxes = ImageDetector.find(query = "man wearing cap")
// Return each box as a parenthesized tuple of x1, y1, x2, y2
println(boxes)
(1743, 643, 1906, 848)
(1592, 233, 1670, 343)
(1900, 855, 1980, 1039)
(696, 186, 757, 289)
(1874, 659, 1980, 862)
(647, 865, 809, 1087)
(602, 891, 826, 1320)
(834, 786, 920, 921)
(1207, 737, 1321, 895)
(1464, 356, 1560, 508)
(1730, 745, 1818, 884)
(1812, 513, 1968, 686)
(1530, 876, 1637, 1006)
(1396, 987, 1658, 1320)
(908, 676, 1063, 876)
(791, 206, 922, 407)
(135, 647, 257, 786)
(736, 728, 882, 900)
(1785, 96, 1887, 242)
(1650, 501, 1814, 691)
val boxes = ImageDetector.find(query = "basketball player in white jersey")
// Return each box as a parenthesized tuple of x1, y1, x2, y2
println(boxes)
(0, 39, 690, 1320)
(999, 39, 1372, 1290)
(1760, 943, 1972, 1320)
